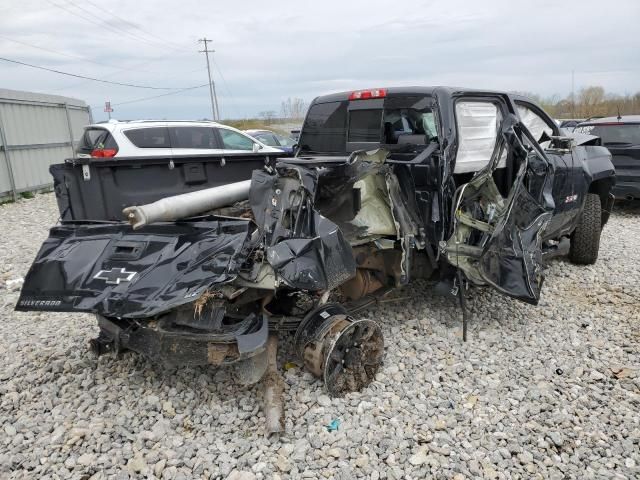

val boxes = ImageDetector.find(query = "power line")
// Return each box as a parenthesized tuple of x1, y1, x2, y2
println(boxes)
(0, 34, 122, 70)
(0, 33, 201, 91)
(212, 58, 234, 118)
(50, 66, 205, 93)
(105, 83, 209, 107)
(45, 0, 145, 44)
(65, 0, 179, 50)
(0, 56, 187, 90)
(80, 0, 191, 53)
(47, 0, 179, 51)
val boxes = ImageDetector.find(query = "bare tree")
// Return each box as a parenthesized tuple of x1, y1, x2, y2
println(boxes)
(578, 86, 606, 118)
(515, 86, 640, 119)
(280, 97, 308, 120)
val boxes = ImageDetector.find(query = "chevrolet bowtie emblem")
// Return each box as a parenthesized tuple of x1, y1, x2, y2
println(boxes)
(93, 268, 137, 285)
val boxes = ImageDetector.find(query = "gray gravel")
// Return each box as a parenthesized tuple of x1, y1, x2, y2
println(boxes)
(1, 193, 639, 480)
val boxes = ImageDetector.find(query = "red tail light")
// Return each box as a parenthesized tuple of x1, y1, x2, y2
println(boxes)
(90, 148, 117, 158)
(349, 88, 387, 101)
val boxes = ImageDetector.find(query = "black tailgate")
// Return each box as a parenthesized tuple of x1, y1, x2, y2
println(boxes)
(16, 218, 252, 318)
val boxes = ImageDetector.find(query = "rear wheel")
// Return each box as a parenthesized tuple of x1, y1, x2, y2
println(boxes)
(569, 193, 602, 265)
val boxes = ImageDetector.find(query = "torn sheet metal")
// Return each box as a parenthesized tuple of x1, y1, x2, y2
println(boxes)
(445, 115, 555, 304)
(251, 164, 356, 291)
(16, 218, 252, 317)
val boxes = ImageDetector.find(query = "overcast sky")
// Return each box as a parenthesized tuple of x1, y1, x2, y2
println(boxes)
(1, 0, 638, 121)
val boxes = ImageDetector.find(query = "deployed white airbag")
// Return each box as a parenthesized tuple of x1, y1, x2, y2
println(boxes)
(516, 104, 553, 143)
(454, 101, 506, 174)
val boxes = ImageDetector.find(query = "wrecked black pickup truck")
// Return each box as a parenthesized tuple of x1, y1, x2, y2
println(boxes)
(17, 87, 615, 434)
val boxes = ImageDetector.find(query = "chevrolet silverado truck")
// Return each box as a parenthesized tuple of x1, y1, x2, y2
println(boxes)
(16, 87, 615, 434)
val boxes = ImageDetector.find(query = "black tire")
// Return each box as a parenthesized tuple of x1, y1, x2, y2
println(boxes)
(569, 193, 602, 265)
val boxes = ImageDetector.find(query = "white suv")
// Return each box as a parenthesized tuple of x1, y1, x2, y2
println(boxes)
(77, 120, 282, 158)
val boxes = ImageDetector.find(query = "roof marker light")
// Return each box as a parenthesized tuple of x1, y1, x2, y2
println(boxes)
(349, 88, 387, 101)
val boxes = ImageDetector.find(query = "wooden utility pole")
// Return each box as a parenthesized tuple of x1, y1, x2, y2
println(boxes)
(198, 38, 220, 121)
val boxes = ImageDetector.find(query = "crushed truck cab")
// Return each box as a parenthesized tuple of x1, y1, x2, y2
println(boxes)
(17, 87, 615, 434)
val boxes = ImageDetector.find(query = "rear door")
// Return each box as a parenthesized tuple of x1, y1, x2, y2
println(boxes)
(217, 127, 261, 154)
(119, 125, 173, 157)
(445, 94, 556, 304)
(168, 126, 223, 155)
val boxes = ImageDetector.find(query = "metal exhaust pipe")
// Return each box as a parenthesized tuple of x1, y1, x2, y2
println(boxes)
(263, 333, 284, 436)
(122, 180, 251, 229)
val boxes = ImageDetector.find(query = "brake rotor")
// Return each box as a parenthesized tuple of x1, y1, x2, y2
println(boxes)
(294, 304, 384, 397)
(321, 318, 384, 396)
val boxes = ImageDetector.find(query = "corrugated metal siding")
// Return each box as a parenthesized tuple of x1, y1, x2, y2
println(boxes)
(9, 146, 72, 190)
(0, 88, 90, 199)
(0, 151, 10, 194)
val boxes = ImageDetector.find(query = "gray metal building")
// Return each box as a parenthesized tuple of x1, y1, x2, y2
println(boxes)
(0, 88, 92, 201)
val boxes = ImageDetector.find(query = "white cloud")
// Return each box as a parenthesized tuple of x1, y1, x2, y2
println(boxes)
(0, 0, 638, 120)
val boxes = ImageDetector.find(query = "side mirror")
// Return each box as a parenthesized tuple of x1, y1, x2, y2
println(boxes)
(252, 143, 261, 153)
(539, 130, 552, 144)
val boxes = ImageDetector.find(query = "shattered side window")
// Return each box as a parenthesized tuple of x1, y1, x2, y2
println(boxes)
(454, 101, 506, 174)
(383, 95, 436, 145)
(516, 104, 554, 144)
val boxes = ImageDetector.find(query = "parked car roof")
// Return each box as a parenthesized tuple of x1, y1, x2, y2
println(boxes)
(244, 129, 273, 135)
(78, 120, 283, 158)
(578, 115, 640, 125)
(90, 120, 224, 130)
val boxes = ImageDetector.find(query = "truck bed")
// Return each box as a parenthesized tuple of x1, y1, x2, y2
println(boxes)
(52, 153, 281, 221)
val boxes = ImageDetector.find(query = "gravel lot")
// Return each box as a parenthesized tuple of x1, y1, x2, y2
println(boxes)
(1, 193, 639, 480)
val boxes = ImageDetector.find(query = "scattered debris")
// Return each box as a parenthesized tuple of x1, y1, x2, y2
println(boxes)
(610, 367, 633, 379)
(325, 419, 340, 432)
(463, 395, 478, 409)
(4, 277, 24, 290)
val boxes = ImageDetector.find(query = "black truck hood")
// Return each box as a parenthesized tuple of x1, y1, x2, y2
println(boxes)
(16, 218, 252, 318)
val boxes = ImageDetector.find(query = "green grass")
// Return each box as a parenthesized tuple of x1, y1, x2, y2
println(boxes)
(20, 191, 35, 199)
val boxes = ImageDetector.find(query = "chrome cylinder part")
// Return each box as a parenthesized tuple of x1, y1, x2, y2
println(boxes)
(123, 180, 251, 229)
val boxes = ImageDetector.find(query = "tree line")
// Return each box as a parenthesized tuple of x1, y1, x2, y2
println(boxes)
(521, 86, 640, 119)
(258, 87, 639, 124)
(258, 97, 309, 124)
